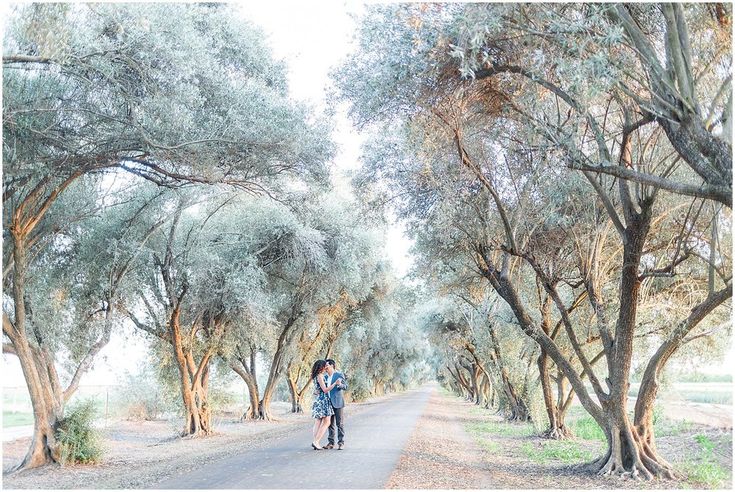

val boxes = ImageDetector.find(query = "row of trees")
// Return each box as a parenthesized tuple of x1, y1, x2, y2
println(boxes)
(336, 3, 732, 481)
(2, 3, 427, 472)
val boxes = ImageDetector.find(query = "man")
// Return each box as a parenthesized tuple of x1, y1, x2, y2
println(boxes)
(324, 359, 348, 450)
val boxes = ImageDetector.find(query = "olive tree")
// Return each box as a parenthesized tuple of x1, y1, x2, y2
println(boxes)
(336, 3, 731, 479)
(3, 3, 331, 468)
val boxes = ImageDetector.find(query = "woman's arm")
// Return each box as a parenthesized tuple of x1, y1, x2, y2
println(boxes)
(318, 376, 339, 393)
(319, 377, 341, 393)
(318, 376, 329, 393)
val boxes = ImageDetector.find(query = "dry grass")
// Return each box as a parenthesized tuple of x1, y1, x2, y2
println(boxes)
(389, 390, 732, 489)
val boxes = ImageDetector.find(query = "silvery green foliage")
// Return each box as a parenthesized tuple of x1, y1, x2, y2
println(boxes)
(125, 186, 393, 373)
(3, 3, 333, 191)
(450, 3, 729, 117)
(338, 3, 731, 199)
(17, 177, 172, 372)
(336, 282, 431, 400)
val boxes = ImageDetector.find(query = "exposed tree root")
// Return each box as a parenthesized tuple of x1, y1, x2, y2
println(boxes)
(592, 424, 679, 481)
(541, 425, 573, 440)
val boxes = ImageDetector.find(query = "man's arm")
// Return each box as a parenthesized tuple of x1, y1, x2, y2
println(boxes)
(338, 372, 348, 391)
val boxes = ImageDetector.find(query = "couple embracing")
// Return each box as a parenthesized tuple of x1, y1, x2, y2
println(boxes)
(310, 358, 347, 450)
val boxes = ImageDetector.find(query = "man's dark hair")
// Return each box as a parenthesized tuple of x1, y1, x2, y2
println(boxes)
(325, 359, 336, 367)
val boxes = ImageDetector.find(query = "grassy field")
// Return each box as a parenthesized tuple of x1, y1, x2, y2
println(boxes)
(3, 386, 116, 429)
(627, 382, 732, 405)
(3, 411, 34, 427)
(466, 408, 732, 489)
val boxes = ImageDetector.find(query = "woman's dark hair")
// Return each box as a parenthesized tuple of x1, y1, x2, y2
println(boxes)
(311, 359, 327, 380)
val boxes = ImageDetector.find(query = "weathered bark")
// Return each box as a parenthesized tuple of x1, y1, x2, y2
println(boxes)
(243, 380, 260, 419)
(538, 349, 572, 439)
(537, 298, 573, 439)
(258, 306, 303, 420)
(230, 347, 260, 420)
(5, 203, 114, 470)
(372, 380, 385, 396)
(446, 364, 470, 398)
(459, 359, 482, 404)
(487, 329, 530, 422)
(471, 363, 483, 405)
(590, 206, 667, 479)
(168, 306, 212, 436)
(286, 375, 304, 413)
(628, 284, 732, 475)
(454, 362, 475, 401)
(477, 371, 494, 408)
(465, 344, 499, 410)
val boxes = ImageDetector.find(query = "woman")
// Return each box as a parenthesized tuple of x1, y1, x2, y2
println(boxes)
(310, 359, 342, 450)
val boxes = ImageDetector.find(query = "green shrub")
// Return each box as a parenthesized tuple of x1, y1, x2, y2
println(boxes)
(116, 367, 179, 420)
(344, 373, 373, 402)
(55, 399, 103, 464)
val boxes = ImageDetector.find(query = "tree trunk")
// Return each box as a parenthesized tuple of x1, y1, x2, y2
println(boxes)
(487, 330, 530, 422)
(259, 312, 302, 421)
(538, 350, 572, 439)
(258, 393, 273, 421)
(478, 373, 491, 408)
(5, 231, 63, 470)
(259, 364, 280, 421)
(231, 348, 260, 420)
(5, 225, 118, 470)
(627, 284, 732, 478)
(373, 380, 385, 396)
(243, 380, 260, 420)
(12, 343, 62, 469)
(454, 362, 475, 401)
(169, 308, 212, 436)
(286, 375, 303, 413)
(584, 205, 682, 479)
(471, 364, 483, 405)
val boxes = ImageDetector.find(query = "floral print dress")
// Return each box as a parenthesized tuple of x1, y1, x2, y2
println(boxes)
(311, 374, 334, 419)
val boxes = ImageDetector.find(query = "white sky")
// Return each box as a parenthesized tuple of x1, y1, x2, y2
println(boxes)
(238, 1, 415, 279)
(2, 1, 415, 388)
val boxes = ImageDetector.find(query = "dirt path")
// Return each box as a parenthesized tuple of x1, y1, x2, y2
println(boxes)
(386, 386, 494, 488)
(388, 390, 732, 490)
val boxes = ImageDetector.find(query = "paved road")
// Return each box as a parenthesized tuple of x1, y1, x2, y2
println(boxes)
(154, 386, 433, 489)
